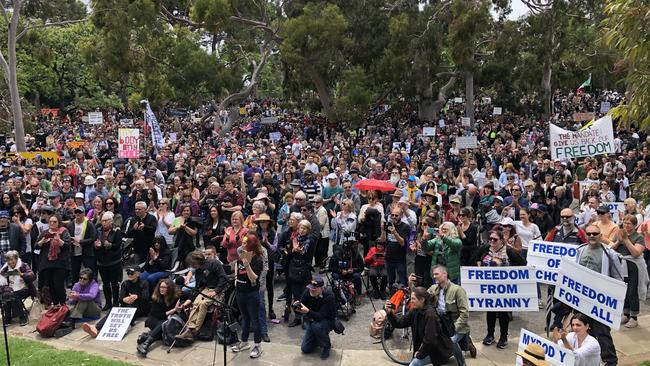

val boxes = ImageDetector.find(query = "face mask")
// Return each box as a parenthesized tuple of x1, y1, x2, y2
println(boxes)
(120, 185, 127, 190)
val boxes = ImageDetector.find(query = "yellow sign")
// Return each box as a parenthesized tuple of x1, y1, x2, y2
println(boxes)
(5, 151, 60, 167)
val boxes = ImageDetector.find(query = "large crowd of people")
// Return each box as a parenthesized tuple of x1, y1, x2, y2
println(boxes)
(0, 89, 648, 365)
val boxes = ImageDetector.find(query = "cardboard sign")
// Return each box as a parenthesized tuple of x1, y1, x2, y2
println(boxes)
(461, 117, 471, 127)
(461, 266, 539, 311)
(269, 132, 281, 141)
(550, 115, 615, 160)
(118, 128, 140, 159)
(456, 136, 478, 150)
(96, 307, 137, 341)
(422, 127, 436, 136)
(554, 258, 626, 330)
(493, 107, 502, 115)
(5, 151, 59, 167)
(600, 101, 611, 113)
(572, 112, 595, 122)
(516, 329, 574, 366)
(527, 240, 579, 285)
(261, 116, 278, 124)
(88, 112, 103, 125)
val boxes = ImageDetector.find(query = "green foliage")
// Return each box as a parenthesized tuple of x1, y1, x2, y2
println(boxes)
(0, 337, 135, 365)
(334, 66, 374, 128)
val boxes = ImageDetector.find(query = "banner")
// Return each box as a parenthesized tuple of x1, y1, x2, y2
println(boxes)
(142, 100, 164, 150)
(550, 115, 615, 160)
(118, 128, 140, 159)
(5, 151, 59, 167)
(422, 127, 436, 137)
(461, 266, 539, 311)
(96, 307, 137, 341)
(516, 329, 574, 366)
(572, 112, 595, 122)
(88, 112, 103, 125)
(261, 116, 278, 124)
(456, 136, 478, 150)
(527, 240, 579, 285)
(554, 258, 626, 330)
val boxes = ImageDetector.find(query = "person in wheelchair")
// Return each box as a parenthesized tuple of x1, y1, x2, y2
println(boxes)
(327, 240, 364, 305)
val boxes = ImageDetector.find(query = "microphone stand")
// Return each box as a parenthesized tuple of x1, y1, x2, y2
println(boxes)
(0, 295, 12, 366)
(174, 282, 238, 366)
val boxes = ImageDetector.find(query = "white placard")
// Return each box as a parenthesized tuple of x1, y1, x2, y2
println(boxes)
(600, 101, 611, 113)
(516, 329, 575, 366)
(118, 128, 140, 159)
(88, 112, 103, 125)
(422, 127, 436, 137)
(554, 258, 626, 330)
(96, 307, 137, 341)
(169, 132, 177, 142)
(527, 240, 579, 285)
(482, 97, 492, 104)
(438, 119, 446, 128)
(119, 118, 133, 126)
(602, 202, 625, 223)
(550, 115, 615, 160)
(456, 136, 478, 150)
(461, 117, 471, 127)
(261, 116, 278, 124)
(454, 97, 463, 103)
(461, 266, 539, 311)
(269, 132, 281, 141)
(493, 107, 502, 115)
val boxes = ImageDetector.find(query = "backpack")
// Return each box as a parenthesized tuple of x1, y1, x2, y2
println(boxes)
(216, 320, 239, 345)
(162, 314, 191, 347)
(195, 306, 221, 341)
(36, 304, 69, 338)
(363, 207, 382, 241)
(369, 309, 387, 339)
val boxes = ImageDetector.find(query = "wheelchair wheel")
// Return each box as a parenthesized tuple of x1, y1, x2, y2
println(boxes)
(225, 284, 241, 323)
(381, 314, 413, 365)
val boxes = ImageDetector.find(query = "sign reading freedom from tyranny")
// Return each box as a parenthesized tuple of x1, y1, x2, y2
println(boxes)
(461, 266, 538, 311)
(550, 115, 614, 160)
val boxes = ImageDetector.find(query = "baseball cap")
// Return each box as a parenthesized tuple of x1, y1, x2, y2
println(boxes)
(326, 173, 337, 180)
(407, 175, 417, 182)
(75, 192, 85, 200)
(596, 205, 610, 215)
(74, 206, 85, 214)
(307, 275, 325, 290)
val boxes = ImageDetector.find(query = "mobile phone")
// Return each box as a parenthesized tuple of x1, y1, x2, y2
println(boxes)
(427, 227, 437, 235)
(414, 275, 423, 284)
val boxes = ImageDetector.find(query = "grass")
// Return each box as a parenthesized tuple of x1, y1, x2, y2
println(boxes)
(0, 337, 135, 366)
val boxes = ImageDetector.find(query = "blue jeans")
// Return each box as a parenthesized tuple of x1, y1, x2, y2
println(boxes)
(258, 290, 268, 335)
(451, 333, 468, 366)
(301, 320, 332, 353)
(385, 261, 407, 288)
(409, 355, 432, 366)
(236, 290, 261, 344)
(140, 271, 169, 289)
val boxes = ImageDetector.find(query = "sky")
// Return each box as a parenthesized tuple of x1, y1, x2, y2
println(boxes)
(509, 0, 531, 20)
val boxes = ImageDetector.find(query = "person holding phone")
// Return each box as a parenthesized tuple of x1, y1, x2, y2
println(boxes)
(411, 217, 436, 288)
(365, 242, 387, 299)
(422, 222, 462, 284)
(552, 313, 601, 366)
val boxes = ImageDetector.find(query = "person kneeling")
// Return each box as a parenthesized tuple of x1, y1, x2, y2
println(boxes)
(297, 275, 336, 360)
(67, 268, 102, 327)
(384, 287, 454, 366)
(137, 278, 181, 357)
(82, 266, 151, 337)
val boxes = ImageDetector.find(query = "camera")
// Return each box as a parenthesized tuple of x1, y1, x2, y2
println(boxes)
(291, 301, 303, 311)
(384, 222, 393, 231)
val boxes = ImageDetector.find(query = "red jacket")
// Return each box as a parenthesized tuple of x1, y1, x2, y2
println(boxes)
(364, 246, 386, 268)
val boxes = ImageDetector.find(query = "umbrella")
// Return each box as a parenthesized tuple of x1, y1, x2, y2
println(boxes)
(354, 179, 397, 192)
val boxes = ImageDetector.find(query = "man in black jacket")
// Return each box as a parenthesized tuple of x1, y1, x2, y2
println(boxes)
(0, 210, 25, 262)
(380, 208, 411, 289)
(124, 201, 157, 264)
(176, 250, 228, 342)
(296, 276, 336, 360)
(67, 206, 98, 285)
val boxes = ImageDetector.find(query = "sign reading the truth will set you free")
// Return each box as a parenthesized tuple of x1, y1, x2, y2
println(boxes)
(554, 258, 626, 330)
(550, 115, 614, 160)
(96, 307, 136, 341)
(461, 266, 539, 311)
(526, 240, 578, 285)
(516, 329, 574, 366)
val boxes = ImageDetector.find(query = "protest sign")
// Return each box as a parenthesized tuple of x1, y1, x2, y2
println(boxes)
(96, 307, 137, 341)
(118, 128, 140, 159)
(516, 329, 574, 366)
(493, 107, 502, 115)
(261, 116, 278, 124)
(600, 101, 611, 113)
(88, 112, 103, 125)
(527, 240, 579, 285)
(554, 258, 626, 330)
(422, 127, 436, 136)
(456, 136, 478, 150)
(119, 118, 133, 126)
(169, 133, 177, 142)
(461, 266, 539, 311)
(550, 115, 614, 160)
(67, 141, 88, 150)
(461, 117, 471, 127)
(40, 108, 59, 117)
(572, 112, 595, 122)
(438, 119, 446, 128)
(5, 151, 59, 167)
(269, 132, 282, 141)
(602, 202, 625, 223)
(482, 97, 492, 104)
(454, 97, 463, 103)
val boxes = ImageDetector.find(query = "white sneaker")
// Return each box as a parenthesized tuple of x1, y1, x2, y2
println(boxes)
(232, 341, 251, 352)
(621, 315, 629, 324)
(250, 344, 263, 358)
(625, 318, 638, 328)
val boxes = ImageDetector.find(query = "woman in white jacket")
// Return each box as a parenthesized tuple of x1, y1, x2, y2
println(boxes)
(553, 313, 601, 366)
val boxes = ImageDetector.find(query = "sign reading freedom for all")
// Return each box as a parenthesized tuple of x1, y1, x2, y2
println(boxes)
(118, 128, 140, 158)
(527, 240, 579, 285)
(461, 266, 539, 311)
(516, 329, 574, 366)
(550, 115, 614, 160)
(554, 258, 626, 330)
(96, 307, 136, 341)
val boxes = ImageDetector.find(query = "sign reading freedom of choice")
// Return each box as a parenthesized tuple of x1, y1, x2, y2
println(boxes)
(526, 240, 578, 285)
(461, 266, 538, 311)
(554, 258, 626, 330)
(550, 115, 614, 160)
(96, 307, 136, 341)
(516, 329, 574, 366)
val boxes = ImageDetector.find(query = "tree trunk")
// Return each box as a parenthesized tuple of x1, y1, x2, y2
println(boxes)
(307, 65, 336, 123)
(6, 1, 26, 152)
(418, 83, 435, 122)
(541, 64, 552, 118)
(464, 70, 475, 127)
(431, 73, 457, 120)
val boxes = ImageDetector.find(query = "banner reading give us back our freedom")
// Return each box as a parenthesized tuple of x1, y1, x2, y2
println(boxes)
(550, 115, 614, 160)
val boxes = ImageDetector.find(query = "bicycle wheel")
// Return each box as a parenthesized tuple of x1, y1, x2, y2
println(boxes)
(381, 317, 413, 365)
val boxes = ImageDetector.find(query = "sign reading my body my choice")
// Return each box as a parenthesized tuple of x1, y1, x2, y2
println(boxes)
(554, 258, 626, 330)
(461, 266, 539, 311)
(516, 329, 574, 366)
(527, 240, 579, 285)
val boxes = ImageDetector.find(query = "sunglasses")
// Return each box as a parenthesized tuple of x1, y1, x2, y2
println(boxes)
(560, 215, 573, 219)
(489, 237, 500, 242)
(126, 270, 136, 275)
(79, 277, 89, 281)
(586, 232, 600, 236)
